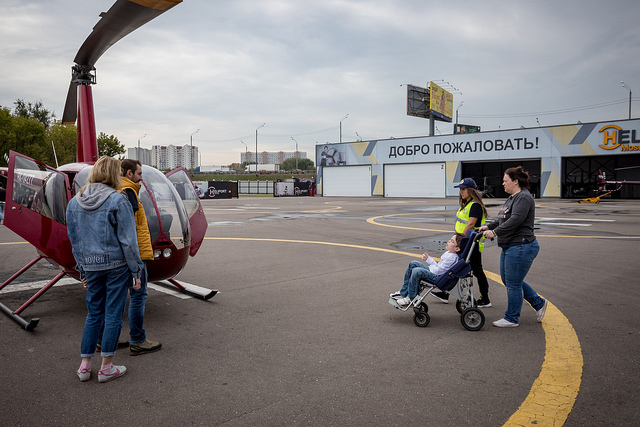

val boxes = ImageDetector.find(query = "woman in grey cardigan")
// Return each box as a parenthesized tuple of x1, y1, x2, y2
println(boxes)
(478, 166, 547, 327)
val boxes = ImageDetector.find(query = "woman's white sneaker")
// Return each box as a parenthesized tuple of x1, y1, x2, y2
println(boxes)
(536, 299, 548, 322)
(493, 318, 519, 328)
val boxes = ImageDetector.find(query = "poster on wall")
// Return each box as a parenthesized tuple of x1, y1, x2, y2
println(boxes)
(273, 178, 315, 197)
(192, 181, 237, 199)
(319, 145, 346, 166)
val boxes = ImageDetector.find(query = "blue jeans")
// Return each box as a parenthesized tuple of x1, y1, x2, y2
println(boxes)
(400, 261, 440, 299)
(128, 263, 148, 345)
(81, 265, 130, 357)
(499, 240, 545, 323)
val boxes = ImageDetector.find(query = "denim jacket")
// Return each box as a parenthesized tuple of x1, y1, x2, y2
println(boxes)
(66, 183, 144, 278)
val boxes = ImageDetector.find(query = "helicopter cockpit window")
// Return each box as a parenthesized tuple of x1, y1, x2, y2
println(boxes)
(167, 169, 200, 218)
(12, 156, 68, 224)
(74, 166, 92, 194)
(139, 166, 189, 249)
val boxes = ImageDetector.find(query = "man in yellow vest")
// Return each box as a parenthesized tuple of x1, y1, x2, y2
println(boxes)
(120, 159, 162, 355)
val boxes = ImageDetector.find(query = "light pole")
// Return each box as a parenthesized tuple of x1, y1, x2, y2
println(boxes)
(240, 140, 248, 165)
(190, 129, 199, 171)
(339, 114, 349, 143)
(291, 137, 299, 170)
(137, 133, 147, 162)
(455, 101, 463, 126)
(255, 123, 266, 174)
(621, 81, 632, 119)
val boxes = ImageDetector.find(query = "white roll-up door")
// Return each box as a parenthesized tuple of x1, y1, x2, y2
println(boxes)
(322, 165, 372, 197)
(384, 163, 445, 197)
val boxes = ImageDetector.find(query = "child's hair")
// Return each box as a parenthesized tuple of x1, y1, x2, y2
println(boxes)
(452, 232, 464, 251)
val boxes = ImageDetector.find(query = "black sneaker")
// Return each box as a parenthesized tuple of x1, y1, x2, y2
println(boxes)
(96, 340, 130, 352)
(130, 339, 162, 356)
(476, 298, 492, 308)
(432, 291, 449, 303)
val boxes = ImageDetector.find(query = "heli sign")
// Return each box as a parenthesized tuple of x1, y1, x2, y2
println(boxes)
(599, 125, 640, 151)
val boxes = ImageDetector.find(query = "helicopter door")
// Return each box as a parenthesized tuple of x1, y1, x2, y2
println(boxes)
(5, 151, 76, 271)
(165, 168, 208, 256)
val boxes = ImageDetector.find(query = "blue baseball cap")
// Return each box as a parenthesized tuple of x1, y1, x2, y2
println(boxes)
(454, 178, 477, 189)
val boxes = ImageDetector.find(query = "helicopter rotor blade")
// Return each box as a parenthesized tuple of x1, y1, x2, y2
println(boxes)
(73, 0, 182, 67)
(62, 0, 182, 124)
(62, 80, 79, 124)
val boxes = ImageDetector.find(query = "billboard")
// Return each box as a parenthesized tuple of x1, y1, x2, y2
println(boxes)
(406, 84, 430, 119)
(429, 81, 453, 122)
(454, 124, 481, 134)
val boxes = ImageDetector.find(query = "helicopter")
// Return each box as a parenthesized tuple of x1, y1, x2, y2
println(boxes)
(0, 0, 217, 332)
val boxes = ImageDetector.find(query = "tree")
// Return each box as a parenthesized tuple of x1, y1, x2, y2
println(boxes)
(97, 132, 125, 158)
(45, 123, 77, 166)
(280, 157, 314, 171)
(13, 99, 55, 129)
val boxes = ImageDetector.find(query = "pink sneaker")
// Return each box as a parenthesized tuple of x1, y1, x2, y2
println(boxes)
(77, 367, 91, 382)
(98, 365, 127, 383)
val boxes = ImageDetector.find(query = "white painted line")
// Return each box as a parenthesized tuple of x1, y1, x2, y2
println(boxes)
(537, 217, 615, 222)
(147, 283, 191, 299)
(0, 277, 200, 301)
(0, 277, 79, 295)
(538, 222, 591, 227)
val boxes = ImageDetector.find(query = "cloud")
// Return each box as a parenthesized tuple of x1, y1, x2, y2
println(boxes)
(2, 0, 639, 165)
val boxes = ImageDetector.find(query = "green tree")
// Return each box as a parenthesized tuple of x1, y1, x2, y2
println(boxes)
(13, 99, 55, 129)
(228, 162, 243, 172)
(9, 116, 46, 160)
(44, 123, 77, 166)
(280, 157, 314, 171)
(97, 132, 125, 158)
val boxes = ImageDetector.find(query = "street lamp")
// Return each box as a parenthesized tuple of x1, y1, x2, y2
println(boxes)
(621, 81, 632, 119)
(255, 123, 266, 174)
(455, 101, 463, 126)
(291, 137, 299, 170)
(190, 129, 199, 171)
(137, 133, 147, 162)
(240, 140, 248, 165)
(340, 114, 349, 143)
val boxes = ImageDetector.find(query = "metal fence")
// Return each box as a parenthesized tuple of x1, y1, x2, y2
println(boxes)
(237, 181, 273, 195)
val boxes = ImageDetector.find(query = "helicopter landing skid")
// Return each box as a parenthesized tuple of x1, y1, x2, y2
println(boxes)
(153, 278, 218, 300)
(0, 255, 69, 331)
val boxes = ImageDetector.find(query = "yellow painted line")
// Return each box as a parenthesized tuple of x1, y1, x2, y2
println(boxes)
(205, 237, 417, 258)
(205, 236, 583, 426)
(505, 303, 582, 427)
(0, 241, 28, 246)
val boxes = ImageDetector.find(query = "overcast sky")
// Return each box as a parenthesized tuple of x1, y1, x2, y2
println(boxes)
(1, 0, 639, 166)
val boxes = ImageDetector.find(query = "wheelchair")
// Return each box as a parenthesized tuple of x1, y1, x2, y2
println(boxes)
(388, 232, 486, 331)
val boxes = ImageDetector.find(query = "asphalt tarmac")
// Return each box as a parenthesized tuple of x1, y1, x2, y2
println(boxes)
(1, 196, 639, 426)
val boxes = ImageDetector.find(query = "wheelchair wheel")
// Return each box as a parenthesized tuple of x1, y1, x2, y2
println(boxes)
(414, 311, 430, 327)
(461, 308, 485, 331)
(456, 298, 472, 314)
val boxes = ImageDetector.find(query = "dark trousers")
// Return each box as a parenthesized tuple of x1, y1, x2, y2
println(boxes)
(470, 245, 490, 300)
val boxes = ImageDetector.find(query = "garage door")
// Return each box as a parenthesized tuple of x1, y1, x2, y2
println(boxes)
(322, 165, 372, 197)
(384, 163, 445, 197)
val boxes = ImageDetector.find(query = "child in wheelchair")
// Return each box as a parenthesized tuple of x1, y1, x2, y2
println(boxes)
(390, 233, 463, 307)
(388, 231, 486, 330)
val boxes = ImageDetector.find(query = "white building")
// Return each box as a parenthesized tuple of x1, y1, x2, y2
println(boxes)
(126, 147, 153, 166)
(241, 150, 307, 165)
(151, 144, 199, 170)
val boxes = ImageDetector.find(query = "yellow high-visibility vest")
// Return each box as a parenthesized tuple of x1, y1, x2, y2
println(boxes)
(455, 201, 485, 252)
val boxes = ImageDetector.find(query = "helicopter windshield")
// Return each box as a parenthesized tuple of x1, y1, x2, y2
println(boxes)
(12, 156, 68, 224)
(139, 165, 190, 249)
(72, 164, 190, 249)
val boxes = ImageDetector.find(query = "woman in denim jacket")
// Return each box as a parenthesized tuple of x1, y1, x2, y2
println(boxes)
(66, 156, 144, 383)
